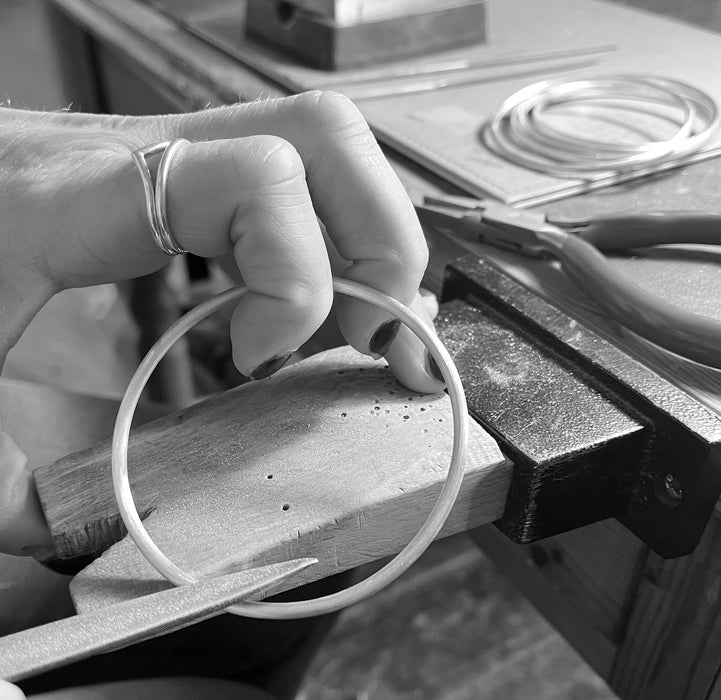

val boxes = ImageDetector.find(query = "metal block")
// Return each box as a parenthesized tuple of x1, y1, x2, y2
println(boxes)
(281, 0, 447, 24)
(245, 0, 486, 70)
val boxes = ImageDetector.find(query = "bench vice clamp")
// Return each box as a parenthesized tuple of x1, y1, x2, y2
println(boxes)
(436, 254, 721, 557)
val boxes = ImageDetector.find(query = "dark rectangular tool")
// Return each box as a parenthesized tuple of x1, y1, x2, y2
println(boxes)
(436, 253, 721, 558)
(245, 0, 486, 70)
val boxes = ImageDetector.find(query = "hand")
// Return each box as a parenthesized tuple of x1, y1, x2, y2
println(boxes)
(0, 91, 443, 556)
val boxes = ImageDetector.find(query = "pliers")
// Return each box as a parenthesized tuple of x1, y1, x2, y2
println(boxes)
(416, 195, 721, 370)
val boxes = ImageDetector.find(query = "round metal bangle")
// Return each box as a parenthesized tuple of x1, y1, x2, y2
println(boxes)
(111, 278, 470, 619)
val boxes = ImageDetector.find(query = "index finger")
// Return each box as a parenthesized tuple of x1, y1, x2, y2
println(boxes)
(166, 92, 429, 357)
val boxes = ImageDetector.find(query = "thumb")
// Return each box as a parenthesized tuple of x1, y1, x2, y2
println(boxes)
(0, 431, 53, 557)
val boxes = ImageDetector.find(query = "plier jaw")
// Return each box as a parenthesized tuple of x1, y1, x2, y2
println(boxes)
(417, 197, 553, 257)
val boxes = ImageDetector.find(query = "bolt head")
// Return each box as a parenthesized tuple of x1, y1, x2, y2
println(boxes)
(663, 473, 683, 504)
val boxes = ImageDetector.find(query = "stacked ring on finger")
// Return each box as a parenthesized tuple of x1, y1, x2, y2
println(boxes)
(131, 139, 189, 256)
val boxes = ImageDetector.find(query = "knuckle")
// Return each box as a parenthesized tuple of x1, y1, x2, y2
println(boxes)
(273, 275, 333, 334)
(391, 243, 429, 290)
(408, 238, 430, 272)
(391, 214, 430, 276)
(292, 90, 368, 137)
(237, 135, 305, 189)
(286, 277, 333, 318)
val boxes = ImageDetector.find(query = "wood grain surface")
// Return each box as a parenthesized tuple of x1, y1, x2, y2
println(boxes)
(36, 347, 509, 611)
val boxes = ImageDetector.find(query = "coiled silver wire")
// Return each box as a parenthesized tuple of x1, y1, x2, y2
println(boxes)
(483, 75, 719, 179)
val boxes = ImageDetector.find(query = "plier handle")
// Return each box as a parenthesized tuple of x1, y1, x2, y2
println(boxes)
(417, 195, 721, 370)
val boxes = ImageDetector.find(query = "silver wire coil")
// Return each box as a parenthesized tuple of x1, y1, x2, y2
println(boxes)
(483, 75, 719, 179)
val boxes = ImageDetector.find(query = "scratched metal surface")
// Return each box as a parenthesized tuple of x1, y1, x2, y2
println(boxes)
(436, 301, 641, 463)
(436, 297, 644, 544)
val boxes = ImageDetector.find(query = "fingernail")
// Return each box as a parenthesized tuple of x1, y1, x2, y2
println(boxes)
(249, 352, 293, 380)
(369, 319, 401, 358)
(424, 350, 445, 383)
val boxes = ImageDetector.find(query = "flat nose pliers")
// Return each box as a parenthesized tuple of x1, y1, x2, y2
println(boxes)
(416, 195, 721, 369)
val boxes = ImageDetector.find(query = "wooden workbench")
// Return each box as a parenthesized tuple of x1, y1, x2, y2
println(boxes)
(44, 1, 721, 698)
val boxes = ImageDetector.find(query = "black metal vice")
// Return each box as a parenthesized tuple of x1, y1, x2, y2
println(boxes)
(435, 253, 721, 558)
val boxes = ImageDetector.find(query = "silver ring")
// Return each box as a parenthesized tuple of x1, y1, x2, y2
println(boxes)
(131, 138, 188, 256)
